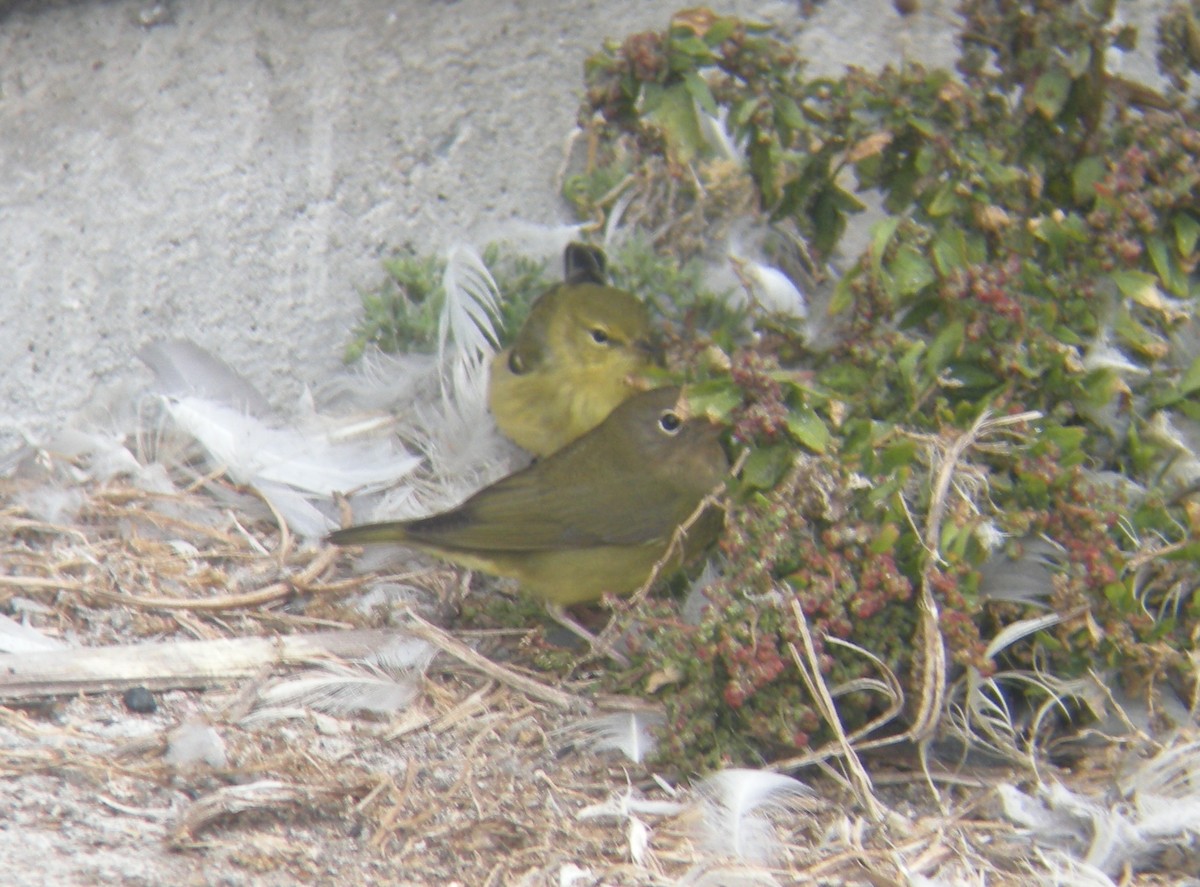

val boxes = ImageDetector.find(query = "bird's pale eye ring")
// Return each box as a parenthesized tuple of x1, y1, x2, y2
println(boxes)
(589, 328, 610, 345)
(658, 411, 682, 434)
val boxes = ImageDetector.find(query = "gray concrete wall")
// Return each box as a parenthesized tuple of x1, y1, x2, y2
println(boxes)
(0, 0, 1168, 445)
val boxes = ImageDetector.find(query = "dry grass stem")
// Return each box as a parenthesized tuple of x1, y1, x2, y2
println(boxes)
(401, 607, 580, 710)
(787, 598, 884, 822)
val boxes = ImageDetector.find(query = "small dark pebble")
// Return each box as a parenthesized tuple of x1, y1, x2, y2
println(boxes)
(123, 686, 157, 714)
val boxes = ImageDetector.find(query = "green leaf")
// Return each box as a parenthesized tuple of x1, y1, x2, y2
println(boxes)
(828, 268, 858, 316)
(945, 360, 1003, 394)
(683, 71, 718, 117)
(914, 144, 936, 177)
(741, 444, 794, 490)
(1110, 270, 1161, 305)
(880, 439, 917, 472)
(908, 116, 936, 138)
(1179, 401, 1200, 423)
(808, 182, 853, 258)
(1164, 542, 1200, 563)
(1104, 580, 1135, 612)
(1071, 156, 1106, 205)
(1031, 211, 1089, 253)
(868, 216, 902, 281)
(1128, 420, 1154, 475)
(687, 379, 743, 422)
(1111, 305, 1167, 359)
(925, 319, 964, 374)
(1175, 213, 1200, 260)
(900, 298, 940, 330)
(1147, 236, 1188, 297)
(898, 340, 925, 383)
(703, 17, 737, 46)
(867, 472, 907, 507)
(772, 94, 807, 133)
(941, 520, 973, 561)
(1031, 68, 1071, 119)
(647, 83, 706, 162)
(1064, 45, 1092, 78)
(785, 402, 831, 453)
(1180, 356, 1200, 397)
(818, 362, 870, 395)
(730, 97, 762, 130)
(981, 159, 1023, 188)
(668, 34, 714, 61)
(869, 523, 901, 554)
(888, 245, 936, 297)
(926, 182, 961, 218)
(1078, 368, 1121, 413)
(932, 228, 969, 274)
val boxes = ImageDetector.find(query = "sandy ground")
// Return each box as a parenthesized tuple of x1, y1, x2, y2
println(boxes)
(0, 1, 1181, 884)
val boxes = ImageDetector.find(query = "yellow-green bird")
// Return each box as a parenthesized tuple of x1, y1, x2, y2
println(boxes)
(328, 387, 728, 606)
(488, 243, 654, 457)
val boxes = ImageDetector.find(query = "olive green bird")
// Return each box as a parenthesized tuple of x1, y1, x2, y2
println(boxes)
(488, 242, 654, 457)
(328, 387, 728, 606)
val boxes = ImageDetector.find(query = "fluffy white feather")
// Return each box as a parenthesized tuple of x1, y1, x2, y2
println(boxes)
(999, 741, 1200, 877)
(1120, 740, 1200, 845)
(729, 254, 808, 319)
(162, 396, 416, 498)
(1034, 851, 1119, 887)
(1082, 329, 1149, 376)
(558, 863, 597, 887)
(577, 789, 686, 821)
(366, 397, 520, 522)
(368, 634, 440, 672)
(137, 338, 423, 537)
(695, 769, 813, 864)
(682, 561, 723, 625)
(165, 720, 228, 768)
(318, 349, 441, 414)
(137, 338, 273, 415)
(157, 391, 420, 537)
(983, 613, 1064, 660)
(1145, 411, 1200, 490)
(572, 710, 665, 764)
(698, 108, 745, 163)
(331, 243, 520, 525)
(252, 638, 436, 717)
(253, 661, 421, 716)
(48, 428, 145, 483)
(0, 613, 68, 654)
(438, 244, 501, 381)
(577, 784, 683, 866)
(14, 485, 87, 525)
(473, 220, 588, 267)
(977, 537, 1065, 605)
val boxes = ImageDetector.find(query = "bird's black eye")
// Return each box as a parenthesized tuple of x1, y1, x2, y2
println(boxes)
(507, 351, 526, 374)
(659, 411, 682, 434)
(590, 328, 609, 344)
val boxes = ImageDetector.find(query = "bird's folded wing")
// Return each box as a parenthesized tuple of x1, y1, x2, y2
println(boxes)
(405, 470, 678, 552)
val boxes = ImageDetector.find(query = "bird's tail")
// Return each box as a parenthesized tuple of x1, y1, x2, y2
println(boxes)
(326, 523, 410, 546)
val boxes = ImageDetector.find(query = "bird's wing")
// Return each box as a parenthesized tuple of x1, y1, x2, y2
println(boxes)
(404, 464, 678, 552)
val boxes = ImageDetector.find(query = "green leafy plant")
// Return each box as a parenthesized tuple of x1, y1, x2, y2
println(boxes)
(573, 4, 1199, 769)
